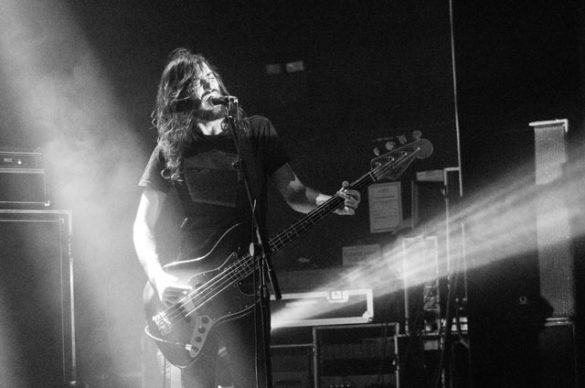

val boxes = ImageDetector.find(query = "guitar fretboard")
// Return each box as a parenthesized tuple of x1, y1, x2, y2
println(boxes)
(268, 142, 424, 253)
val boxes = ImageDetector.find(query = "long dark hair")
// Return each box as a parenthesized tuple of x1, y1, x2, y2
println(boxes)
(152, 48, 231, 182)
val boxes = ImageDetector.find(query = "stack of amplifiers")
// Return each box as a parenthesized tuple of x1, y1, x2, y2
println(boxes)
(0, 150, 50, 207)
(270, 269, 375, 388)
(314, 323, 470, 388)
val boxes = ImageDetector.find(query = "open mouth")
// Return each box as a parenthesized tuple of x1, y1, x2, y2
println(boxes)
(203, 90, 220, 100)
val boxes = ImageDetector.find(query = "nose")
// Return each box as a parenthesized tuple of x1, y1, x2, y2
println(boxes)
(201, 78, 212, 89)
(201, 77, 218, 91)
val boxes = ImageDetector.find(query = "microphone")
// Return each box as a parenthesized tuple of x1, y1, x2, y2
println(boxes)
(209, 95, 238, 105)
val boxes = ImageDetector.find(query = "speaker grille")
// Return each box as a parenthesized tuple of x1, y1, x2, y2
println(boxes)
(531, 119, 575, 317)
(0, 210, 74, 387)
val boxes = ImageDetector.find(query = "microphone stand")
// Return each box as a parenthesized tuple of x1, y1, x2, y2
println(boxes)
(224, 97, 281, 388)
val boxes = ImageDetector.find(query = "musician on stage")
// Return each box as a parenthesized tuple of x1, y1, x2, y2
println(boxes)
(133, 47, 361, 388)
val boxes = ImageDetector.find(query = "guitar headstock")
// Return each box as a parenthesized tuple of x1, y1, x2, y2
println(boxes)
(370, 131, 433, 182)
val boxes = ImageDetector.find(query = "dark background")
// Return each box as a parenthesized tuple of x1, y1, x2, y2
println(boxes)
(0, 0, 583, 386)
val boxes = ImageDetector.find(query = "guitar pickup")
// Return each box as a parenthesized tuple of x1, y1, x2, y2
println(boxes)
(152, 313, 173, 335)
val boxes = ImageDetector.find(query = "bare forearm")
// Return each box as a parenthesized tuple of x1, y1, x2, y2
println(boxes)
(288, 186, 359, 216)
(272, 163, 361, 216)
(133, 189, 167, 285)
(287, 186, 327, 213)
(133, 221, 165, 285)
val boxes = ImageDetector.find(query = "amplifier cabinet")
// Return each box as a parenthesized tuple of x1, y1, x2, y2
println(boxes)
(530, 119, 576, 318)
(313, 323, 399, 388)
(272, 344, 314, 388)
(468, 319, 580, 388)
(396, 332, 470, 388)
(0, 150, 49, 207)
(0, 210, 75, 387)
(313, 324, 470, 388)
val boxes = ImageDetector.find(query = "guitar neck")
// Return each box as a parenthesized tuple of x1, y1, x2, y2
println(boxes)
(267, 139, 427, 254)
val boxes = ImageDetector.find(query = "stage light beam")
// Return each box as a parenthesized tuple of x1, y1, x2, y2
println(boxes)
(0, 0, 146, 384)
(272, 151, 585, 328)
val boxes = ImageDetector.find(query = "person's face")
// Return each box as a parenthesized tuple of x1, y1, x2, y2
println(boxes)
(189, 62, 227, 121)
(192, 63, 221, 106)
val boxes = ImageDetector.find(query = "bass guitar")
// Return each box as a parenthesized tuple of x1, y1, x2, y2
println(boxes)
(144, 135, 433, 368)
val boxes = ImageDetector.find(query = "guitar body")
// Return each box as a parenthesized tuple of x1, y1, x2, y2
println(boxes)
(142, 136, 432, 369)
(143, 223, 258, 368)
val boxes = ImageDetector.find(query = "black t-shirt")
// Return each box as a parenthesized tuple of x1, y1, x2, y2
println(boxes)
(139, 115, 289, 260)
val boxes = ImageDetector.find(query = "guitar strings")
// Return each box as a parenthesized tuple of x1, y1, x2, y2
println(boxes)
(161, 251, 260, 326)
(159, 146, 418, 326)
(269, 146, 419, 251)
(156, 144, 422, 329)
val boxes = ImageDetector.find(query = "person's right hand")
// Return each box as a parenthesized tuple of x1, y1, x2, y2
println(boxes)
(154, 271, 192, 308)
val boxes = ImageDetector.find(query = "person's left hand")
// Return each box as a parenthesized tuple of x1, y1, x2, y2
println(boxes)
(335, 181, 361, 216)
